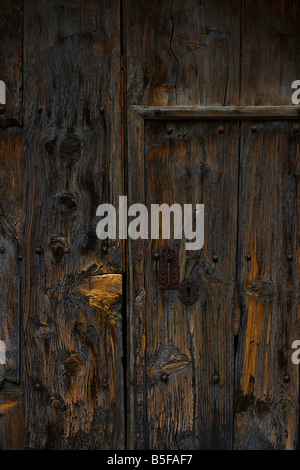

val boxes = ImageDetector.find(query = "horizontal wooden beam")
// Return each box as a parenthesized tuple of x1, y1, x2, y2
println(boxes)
(131, 105, 300, 120)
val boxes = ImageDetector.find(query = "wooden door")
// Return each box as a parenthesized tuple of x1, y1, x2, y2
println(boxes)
(127, 116, 239, 449)
(1, 0, 124, 450)
(125, 0, 300, 450)
(0, 0, 24, 450)
(0, 0, 299, 450)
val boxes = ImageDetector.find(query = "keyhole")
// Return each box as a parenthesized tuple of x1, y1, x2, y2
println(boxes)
(178, 280, 199, 306)
(166, 253, 172, 287)
(187, 286, 191, 299)
(167, 260, 171, 286)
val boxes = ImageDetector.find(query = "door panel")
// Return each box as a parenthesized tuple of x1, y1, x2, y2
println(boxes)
(0, 0, 299, 451)
(234, 121, 300, 449)
(128, 116, 239, 449)
(241, 0, 300, 105)
(22, 0, 124, 449)
(0, 0, 23, 451)
(0, 0, 22, 387)
(125, 0, 300, 451)
(125, 0, 241, 107)
(0, 133, 22, 385)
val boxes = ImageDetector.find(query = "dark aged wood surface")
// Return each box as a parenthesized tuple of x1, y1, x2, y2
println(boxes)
(0, 0, 23, 450)
(127, 119, 239, 449)
(234, 121, 300, 449)
(22, 0, 124, 449)
(0, 0, 22, 126)
(132, 106, 300, 120)
(0, 0, 299, 450)
(125, 0, 300, 450)
(125, 0, 241, 107)
(0, 0, 22, 385)
(240, 0, 300, 106)
(0, 388, 25, 450)
(126, 108, 146, 447)
(0, 131, 22, 386)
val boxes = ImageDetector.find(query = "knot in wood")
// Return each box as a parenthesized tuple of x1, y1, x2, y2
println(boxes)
(51, 399, 62, 414)
(58, 135, 82, 163)
(57, 192, 78, 214)
(50, 237, 68, 261)
(37, 323, 51, 340)
(212, 374, 219, 384)
(64, 354, 83, 376)
(160, 374, 169, 383)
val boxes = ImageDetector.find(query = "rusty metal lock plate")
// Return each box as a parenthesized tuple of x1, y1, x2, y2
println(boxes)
(178, 280, 199, 306)
(158, 246, 179, 289)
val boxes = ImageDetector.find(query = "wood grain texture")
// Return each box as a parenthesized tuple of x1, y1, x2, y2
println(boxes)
(0, 0, 23, 451)
(22, 0, 124, 449)
(234, 121, 300, 449)
(0, 0, 22, 386)
(128, 119, 239, 449)
(127, 109, 147, 448)
(126, 0, 300, 108)
(0, 130, 22, 385)
(124, 0, 240, 106)
(125, 0, 300, 451)
(125, 1, 241, 447)
(132, 106, 300, 120)
(241, 0, 300, 106)
(0, 388, 25, 449)
(0, 0, 298, 450)
(0, 0, 22, 127)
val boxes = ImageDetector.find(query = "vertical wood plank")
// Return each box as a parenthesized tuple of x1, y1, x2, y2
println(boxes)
(124, 0, 240, 106)
(125, 0, 241, 449)
(0, 0, 23, 385)
(0, 0, 22, 126)
(234, 121, 300, 449)
(0, 131, 22, 385)
(127, 109, 147, 448)
(128, 119, 239, 449)
(23, 0, 124, 449)
(241, 0, 300, 105)
(0, 389, 25, 450)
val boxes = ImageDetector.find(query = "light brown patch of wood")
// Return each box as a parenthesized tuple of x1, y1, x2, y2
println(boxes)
(0, 401, 18, 412)
(75, 274, 122, 310)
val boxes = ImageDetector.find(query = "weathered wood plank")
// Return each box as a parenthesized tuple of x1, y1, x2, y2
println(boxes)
(132, 106, 300, 120)
(127, 109, 147, 449)
(128, 119, 239, 449)
(0, 0, 22, 386)
(234, 121, 300, 449)
(0, 130, 22, 385)
(126, 0, 300, 451)
(241, 0, 300, 105)
(124, 0, 240, 106)
(0, 0, 23, 450)
(0, 388, 25, 449)
(0, 0, 22, 127)
(125, 0, 241, 449)
(22, 0, 124, 449)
